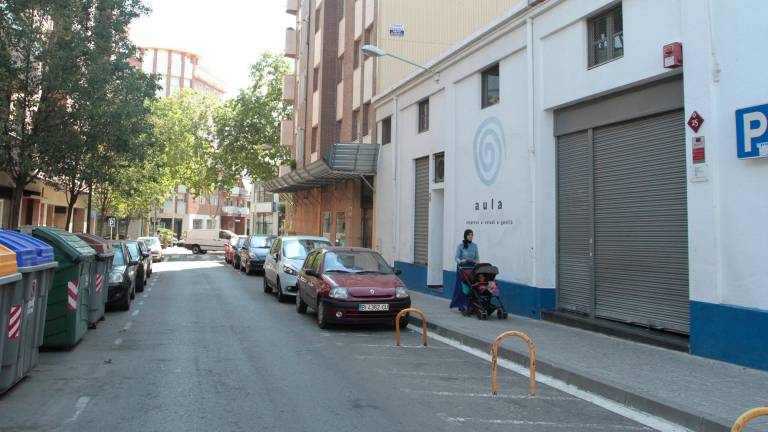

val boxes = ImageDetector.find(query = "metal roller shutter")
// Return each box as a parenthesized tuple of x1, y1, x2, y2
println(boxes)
(557, 131, 593, 315)
(593, 110, 689, 333)
(413, 157, 429, 265)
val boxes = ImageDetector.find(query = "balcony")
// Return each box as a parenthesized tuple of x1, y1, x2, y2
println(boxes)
(286, 0, 298, 15)
(363, 57, 373, 102)
(255, 202, 276, 213)
(221, 206, 249, 216)
(230, 187, 249, 198)
(279, 165, 292, 177)
(285, 28, 297, 58)
(354, 0, 362, 39)
(312, 90, 320, 127)
(282, 74, 296, 102)
(281, 119, 294, 148)
(313, 29, 322, 67)
(336, 81, 344, 120)
(338, 17, 345, 57)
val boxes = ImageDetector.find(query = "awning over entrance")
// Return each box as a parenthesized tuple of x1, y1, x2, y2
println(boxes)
(264, 143, 379, 193)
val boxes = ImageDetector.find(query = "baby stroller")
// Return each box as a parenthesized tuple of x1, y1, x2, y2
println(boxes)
(459, 263, 509, 320)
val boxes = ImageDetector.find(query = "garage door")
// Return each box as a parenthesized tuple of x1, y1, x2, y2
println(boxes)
(556, 110, 689, 334)
(593, 110, 689, 333)
(413, 157, 429, 265)
(557, 131, 593, 315)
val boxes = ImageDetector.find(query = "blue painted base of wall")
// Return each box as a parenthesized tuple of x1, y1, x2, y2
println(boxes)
(691, 301, 768, 372)
(394, 261, 555, 320)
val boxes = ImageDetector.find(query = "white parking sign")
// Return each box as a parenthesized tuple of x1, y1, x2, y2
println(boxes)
(736, 103, 768, 159)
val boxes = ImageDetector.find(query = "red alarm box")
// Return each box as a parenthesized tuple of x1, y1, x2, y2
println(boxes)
(663, 42, 683, 68)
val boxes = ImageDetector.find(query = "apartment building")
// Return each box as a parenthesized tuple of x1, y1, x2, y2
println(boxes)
(266, 0, 520, 247)
(138, 47, 227, 101)
(250, 183, 281, 236)
(0, 173, 90, 232)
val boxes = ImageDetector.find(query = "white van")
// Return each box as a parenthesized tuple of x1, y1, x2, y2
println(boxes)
(185, 229, 237, 254)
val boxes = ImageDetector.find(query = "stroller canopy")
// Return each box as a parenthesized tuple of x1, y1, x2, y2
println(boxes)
(473, 263, 499, 278)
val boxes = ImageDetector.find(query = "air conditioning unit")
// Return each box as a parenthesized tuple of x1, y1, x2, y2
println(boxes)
(434, 153, 445, 183)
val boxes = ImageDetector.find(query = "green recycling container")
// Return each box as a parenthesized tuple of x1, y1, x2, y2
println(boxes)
(75, 233, 114, 327)
(27, 228, 96, 349)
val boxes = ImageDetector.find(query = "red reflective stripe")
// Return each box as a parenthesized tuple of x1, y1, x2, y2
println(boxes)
(7, 304, 22, 339)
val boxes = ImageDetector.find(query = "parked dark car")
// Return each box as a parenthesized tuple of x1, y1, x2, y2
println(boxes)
(238, 235, 274, 275)
(231, 236, 248, 269)
(107, 242, 140, 310)
(124, 240, 151, 292)
(296, 247, 411, 329)
(137, 240, 153, 277)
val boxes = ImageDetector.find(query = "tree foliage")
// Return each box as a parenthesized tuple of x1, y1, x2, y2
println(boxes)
(216, 52, 292, 181)
(149, 89, 238, 223)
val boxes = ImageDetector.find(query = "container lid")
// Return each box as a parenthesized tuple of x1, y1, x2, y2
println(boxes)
(28, 227, 96, 262)
(0, 229, 55, 268)
(74, 233, 114, 257)
(0, 244, 19, 277)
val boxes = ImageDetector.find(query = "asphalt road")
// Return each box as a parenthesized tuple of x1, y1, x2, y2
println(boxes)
(0, 254, 660, 432)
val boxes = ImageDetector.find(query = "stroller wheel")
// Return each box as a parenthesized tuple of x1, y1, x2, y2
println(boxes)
(502, 311, 509, 319)
(478, 311, 488, 320)
(497, 309, 504, 320)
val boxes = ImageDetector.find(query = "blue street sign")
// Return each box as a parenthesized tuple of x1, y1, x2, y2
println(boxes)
(735, 103, 768, 159)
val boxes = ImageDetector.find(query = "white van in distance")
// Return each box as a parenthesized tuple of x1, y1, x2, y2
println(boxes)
(184, 229, 237, 254)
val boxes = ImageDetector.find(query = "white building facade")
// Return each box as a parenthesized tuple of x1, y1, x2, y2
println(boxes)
(373, 0, 768, 371)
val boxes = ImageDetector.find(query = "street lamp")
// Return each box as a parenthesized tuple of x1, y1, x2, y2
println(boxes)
(361, 44, 440, 82)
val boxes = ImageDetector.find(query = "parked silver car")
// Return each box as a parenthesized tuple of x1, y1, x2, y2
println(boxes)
(263, 236, 331, 302)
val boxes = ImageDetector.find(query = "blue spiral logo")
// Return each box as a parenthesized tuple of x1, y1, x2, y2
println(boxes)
(473, 117, 506, 186)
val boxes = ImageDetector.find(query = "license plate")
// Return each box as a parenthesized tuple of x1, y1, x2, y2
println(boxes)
(359, 304, 389, 312)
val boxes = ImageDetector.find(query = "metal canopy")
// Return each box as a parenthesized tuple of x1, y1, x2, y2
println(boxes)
(264, 143, 379, 193)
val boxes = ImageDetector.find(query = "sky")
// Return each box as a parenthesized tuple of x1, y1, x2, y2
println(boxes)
(130, 0, 295, 98)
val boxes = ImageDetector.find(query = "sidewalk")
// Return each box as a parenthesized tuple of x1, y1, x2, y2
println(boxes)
(408, 292, 768, 432)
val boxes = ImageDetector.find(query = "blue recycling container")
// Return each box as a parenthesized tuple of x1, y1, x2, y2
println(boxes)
(0, 230, 57, 394)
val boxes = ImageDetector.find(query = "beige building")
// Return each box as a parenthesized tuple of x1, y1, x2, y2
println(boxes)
(0, 173, 90, 232)
(138, 47, 226, 101)
(266, 0, 521, 247)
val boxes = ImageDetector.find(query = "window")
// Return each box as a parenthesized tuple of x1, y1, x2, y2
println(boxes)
(481, 64, 500, 108)
(270, 238, 281, 257)
(282, 239, 332, 260)
(200, 196, 206, 205)
(322, 211, 331, 238)
(315, 6, 322, 33)
(323, 250, 393, 274)
(351, 110, 359, 141)
(381, 116, 391, 145)
(193, 219, 203, 229)
(311, 126, 318, 153)
(304, 251, 317, 270)
(418, 99, 429, 133)
(335, 212, 346, 246)
(206, 219, 214, 229)
(255, 213, 273, 235)
(177, 194, 186, 204)
(210, 195, 219, 206)
(353, 39, 360, 69)
(362, 103, 370, 136)
(434, 152, 445, 183)
(588, 5, 623, 67)
(313, 66, 320, 92)
(311, 251, 323, 273)
(364, 28, 373, 45)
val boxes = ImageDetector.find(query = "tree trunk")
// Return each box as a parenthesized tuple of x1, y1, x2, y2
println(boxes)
(9, 180, 25, 229)
(86, 183, 93, 233)
(124, 218, 132, 239)
(64, 199, 77, 232)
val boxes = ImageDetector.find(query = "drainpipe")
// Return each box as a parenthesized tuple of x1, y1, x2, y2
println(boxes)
(392, 95, 399, 261)
(526, 17, 538, 287)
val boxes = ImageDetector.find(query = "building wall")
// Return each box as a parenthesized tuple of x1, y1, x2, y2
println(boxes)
(376, 0, 522, 93)
(374, 0, 768, 370)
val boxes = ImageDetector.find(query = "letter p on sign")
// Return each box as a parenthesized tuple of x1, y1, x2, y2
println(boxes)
(736, 103, 768, 159)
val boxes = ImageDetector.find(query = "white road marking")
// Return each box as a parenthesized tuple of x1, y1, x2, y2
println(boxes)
(131, 309, 140, 317)
(437, 413, 650, 430)
(138, 301, 144, 305)
(142, 293, 149, 298)
(413, 329, 692, 432)
(122, 321, 132, 331)
(148, 288, 152, 292)
(66, 396, 91, 423)
(114, 338, 123, 345)
(353, 354, 475, 362)
(402, 388, 578, 400)
(364, 344, 453, 350)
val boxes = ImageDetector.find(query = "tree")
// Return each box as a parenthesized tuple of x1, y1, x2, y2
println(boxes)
(0, 1, 76, 228)
(40, 0, 155, 231)
(215, 52, 292, 182)
(149, 89, 239, 226)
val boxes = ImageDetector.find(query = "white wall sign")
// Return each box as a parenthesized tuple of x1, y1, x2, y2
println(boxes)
(389, 24, 405, 37)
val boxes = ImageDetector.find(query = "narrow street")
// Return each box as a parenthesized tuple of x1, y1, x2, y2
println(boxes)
(0, 254, 660, 432)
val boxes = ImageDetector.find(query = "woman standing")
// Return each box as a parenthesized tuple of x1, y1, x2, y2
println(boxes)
(450, 229, 479, 310)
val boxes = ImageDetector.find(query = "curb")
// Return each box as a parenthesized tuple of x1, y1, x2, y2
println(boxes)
(408, 314, 731, 432)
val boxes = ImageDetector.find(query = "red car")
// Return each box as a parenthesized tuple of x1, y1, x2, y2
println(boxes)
(295, 247, 411, 329)
(225, 235, 247, 265)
